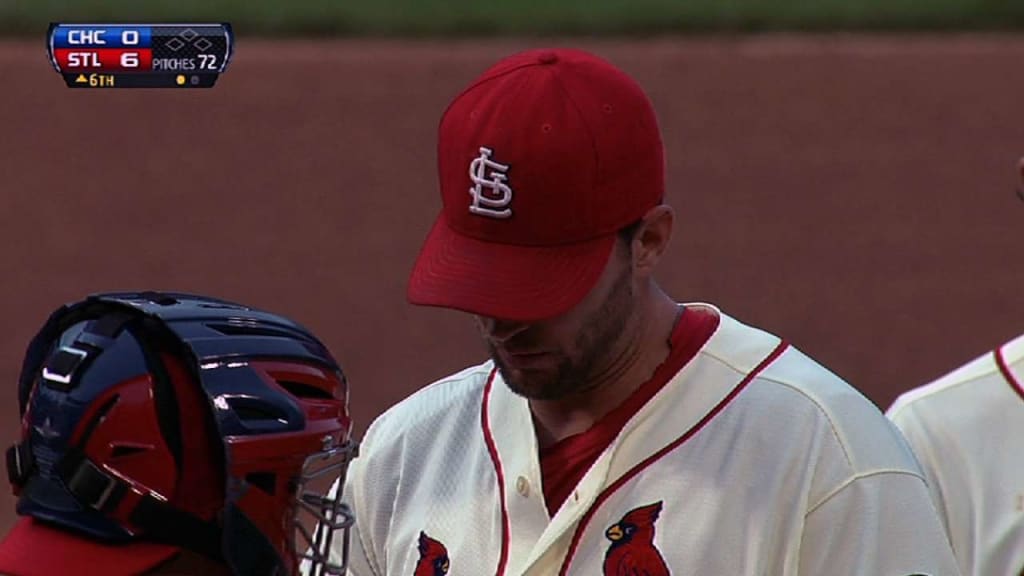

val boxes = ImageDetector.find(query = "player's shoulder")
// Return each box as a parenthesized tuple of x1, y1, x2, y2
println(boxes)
(696, 304, 784, 376)
(701, 307, 854, 398)
(361, 359, 494, 447)
(887, 332, 1024, 422)
(702, 308, 878, 420)
(704, 308, 917, 471)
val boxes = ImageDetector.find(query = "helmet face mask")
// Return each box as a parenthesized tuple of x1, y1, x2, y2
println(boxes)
(4, 292, 359, 576)
(214, 359, 357, 576)
(293, 439, 357, 576)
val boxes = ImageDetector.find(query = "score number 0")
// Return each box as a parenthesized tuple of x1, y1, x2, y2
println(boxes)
(119, 30, 141, 68)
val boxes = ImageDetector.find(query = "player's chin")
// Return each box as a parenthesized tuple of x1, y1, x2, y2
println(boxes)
(505, 350, 559, 369)
(495, 364, 555, 396)
(505, 372, 587, 402)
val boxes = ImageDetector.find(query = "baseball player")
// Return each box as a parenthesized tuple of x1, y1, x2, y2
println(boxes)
(0, 291, 358, 576)
(327, 48, 959, 575)
(886, 158, 1024, 576)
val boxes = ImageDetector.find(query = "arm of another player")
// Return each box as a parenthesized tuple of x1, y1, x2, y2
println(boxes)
(886, 395, 976, 576)
(885, 399, 955, 543)
(798, 471, 961, 575)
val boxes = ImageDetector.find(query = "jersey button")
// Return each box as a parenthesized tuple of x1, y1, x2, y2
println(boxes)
(515, 476, 530, 497)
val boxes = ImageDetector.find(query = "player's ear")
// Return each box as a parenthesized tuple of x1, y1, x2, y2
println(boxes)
(631, 204, 674, 276)
(1016, 157, 1024, 202)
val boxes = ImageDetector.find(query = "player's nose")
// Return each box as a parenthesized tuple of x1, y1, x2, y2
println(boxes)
(475, 316, 530, 343)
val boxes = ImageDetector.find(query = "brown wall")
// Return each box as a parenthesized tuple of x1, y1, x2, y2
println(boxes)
(2, 37, 1023, 534)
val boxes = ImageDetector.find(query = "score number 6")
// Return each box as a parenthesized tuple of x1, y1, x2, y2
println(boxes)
(120, 31, 141, 68)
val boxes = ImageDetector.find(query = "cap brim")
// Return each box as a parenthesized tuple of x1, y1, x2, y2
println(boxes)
(0, 517, 180, 576)
(408, 215, 616, 322)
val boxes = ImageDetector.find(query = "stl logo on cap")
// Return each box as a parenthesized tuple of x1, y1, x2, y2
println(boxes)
(468, 146, 513, 219)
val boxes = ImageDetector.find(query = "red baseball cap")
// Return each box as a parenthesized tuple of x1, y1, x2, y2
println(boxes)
(407, 48, 665, 322)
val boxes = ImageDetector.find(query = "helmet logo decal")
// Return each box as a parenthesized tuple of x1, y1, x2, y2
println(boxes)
(32, 417, 60, 440)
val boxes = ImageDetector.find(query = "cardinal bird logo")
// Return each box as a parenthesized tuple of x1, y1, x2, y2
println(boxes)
(603, 501, 671, 576)
(413, 531, 450, 576)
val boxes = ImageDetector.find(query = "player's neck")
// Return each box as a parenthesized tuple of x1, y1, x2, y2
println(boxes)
(529, 289, 679, 448)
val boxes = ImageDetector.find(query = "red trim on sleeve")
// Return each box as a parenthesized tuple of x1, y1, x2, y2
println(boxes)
(481, 368, 511, 576)
(539, 306, 721, 516)
(557, 339, 790, 575)
(995, 346, 1024, 403)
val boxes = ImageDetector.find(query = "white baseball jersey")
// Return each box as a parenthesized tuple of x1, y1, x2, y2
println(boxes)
(887, 333, 1024, 576)
(333, 305, 959, 575)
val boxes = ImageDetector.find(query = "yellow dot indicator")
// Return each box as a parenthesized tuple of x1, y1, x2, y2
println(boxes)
(176, 75, 186, 86)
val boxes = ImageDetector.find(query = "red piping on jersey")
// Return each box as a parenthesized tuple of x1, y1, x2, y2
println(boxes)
(557, 340, 790, 575)
(482, 367, 511, 576)
(995, 345, 1024, 403)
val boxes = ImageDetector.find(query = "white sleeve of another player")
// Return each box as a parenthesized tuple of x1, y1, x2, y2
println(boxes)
(885, 400, 955, 542)
(300, 424, 386, 576)
(299, 465, 381, 576)
(799, 472, 961, 575)
(886, 399, 973, 575)
(337, 431, 386, 576)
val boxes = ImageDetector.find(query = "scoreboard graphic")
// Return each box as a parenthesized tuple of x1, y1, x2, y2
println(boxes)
(47, 23, 234, 88)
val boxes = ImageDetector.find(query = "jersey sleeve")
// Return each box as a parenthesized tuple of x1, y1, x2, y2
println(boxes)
(799, 471, 960, 575)
(305, 420, 389, 576)
(337, 422, 390, 576)
(300, 465, 382, 576)
(338, 470, 381, 576)
(885, 399, 953, 538)
(886, 397, 976, 575)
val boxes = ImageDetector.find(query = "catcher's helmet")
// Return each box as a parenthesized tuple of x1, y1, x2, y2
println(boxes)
(1, 291, 357, 576)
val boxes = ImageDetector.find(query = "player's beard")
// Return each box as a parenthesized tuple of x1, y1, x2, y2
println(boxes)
(489, 265, 635, 401)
